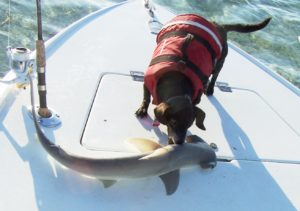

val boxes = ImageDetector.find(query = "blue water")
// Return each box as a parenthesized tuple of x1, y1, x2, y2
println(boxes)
(0, 0, 299, 88)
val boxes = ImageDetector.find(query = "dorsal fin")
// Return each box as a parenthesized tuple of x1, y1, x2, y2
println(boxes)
(126, 138, 162, 153)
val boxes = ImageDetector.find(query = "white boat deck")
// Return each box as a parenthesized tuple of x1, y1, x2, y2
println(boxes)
(1, 1, 300, 210)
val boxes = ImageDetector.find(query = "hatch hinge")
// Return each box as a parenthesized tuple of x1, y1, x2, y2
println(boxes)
(130, 71, 144, 82)
(216, 82, 232, 92)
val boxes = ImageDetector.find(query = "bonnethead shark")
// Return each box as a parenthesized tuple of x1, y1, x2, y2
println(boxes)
(31, 107, 216, 195)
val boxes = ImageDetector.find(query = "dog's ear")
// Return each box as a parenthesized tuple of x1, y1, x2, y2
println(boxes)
(154, 102, 170, 125)
(195, 107, 206, 130)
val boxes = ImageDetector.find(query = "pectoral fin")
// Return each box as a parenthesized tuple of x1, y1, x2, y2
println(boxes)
(100, 179, 117, 188)
(159, 170, 180, 195)
(126, 138, 162, 153)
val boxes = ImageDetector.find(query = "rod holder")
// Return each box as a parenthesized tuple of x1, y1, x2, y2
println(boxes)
(28, 105, 61, 128)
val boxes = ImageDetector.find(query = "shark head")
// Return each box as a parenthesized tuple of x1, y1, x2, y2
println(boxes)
(185, 135, 217, 168)
(127, 136, 217, 169)
(126, 136, 217, 195)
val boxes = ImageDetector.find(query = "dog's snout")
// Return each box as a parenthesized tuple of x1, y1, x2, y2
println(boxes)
(167, 125, 187, 145)
(168, 132, 186, 145)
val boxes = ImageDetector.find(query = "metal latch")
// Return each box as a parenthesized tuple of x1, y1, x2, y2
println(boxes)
(216, 82, 232, 92)
(130, 71, 144, 82)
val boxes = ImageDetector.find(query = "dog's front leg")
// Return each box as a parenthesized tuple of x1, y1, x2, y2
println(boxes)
(135, 84, 151, 118)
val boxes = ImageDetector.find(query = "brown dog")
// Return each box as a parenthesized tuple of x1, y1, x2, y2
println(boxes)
(136, 14, 271, 144)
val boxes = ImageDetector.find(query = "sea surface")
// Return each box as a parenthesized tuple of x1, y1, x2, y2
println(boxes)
(0, 0, 299, 88)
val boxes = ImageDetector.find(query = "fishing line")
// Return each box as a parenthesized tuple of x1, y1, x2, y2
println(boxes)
(7, 0, 11, 47)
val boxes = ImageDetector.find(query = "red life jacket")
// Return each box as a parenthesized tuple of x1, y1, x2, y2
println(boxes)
(144, 14, 223, 105)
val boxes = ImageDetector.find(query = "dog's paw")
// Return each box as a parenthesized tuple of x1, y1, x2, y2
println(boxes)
(135, 106, 148, 118)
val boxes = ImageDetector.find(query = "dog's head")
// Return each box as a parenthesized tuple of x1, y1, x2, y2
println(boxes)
(154, 96, 206, 144)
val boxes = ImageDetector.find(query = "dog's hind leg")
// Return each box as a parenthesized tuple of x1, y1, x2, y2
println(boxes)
(206, 44, 228, 96)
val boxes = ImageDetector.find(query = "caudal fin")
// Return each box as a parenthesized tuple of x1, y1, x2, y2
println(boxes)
(223, 17, 271, 33)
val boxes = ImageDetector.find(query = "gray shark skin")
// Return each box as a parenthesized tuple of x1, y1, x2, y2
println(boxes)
(32, 108, 216, 195)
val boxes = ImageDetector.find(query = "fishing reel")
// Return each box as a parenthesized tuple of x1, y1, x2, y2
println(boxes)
(1, 47, 35, 88)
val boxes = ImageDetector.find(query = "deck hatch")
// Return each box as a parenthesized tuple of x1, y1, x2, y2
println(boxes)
(81, 73, 168, 152)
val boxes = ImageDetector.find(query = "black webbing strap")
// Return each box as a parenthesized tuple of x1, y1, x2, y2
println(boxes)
(149, 54, 209, 86)
(157, 30, 217, 61)
(185, 59, 208, 85)
(150, 55, 182, 66)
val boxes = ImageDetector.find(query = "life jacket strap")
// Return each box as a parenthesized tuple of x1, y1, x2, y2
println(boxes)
(162, 19, 223, 52)
(158, 30, 217, 63)
(149, 54, 209, 86)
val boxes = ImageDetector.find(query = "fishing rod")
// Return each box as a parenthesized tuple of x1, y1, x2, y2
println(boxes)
(36, 0, 50, 118)
(34, 0, 61, 127)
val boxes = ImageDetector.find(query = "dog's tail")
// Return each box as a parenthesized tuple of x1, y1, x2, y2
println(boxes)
(222, 17, 271, 33)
